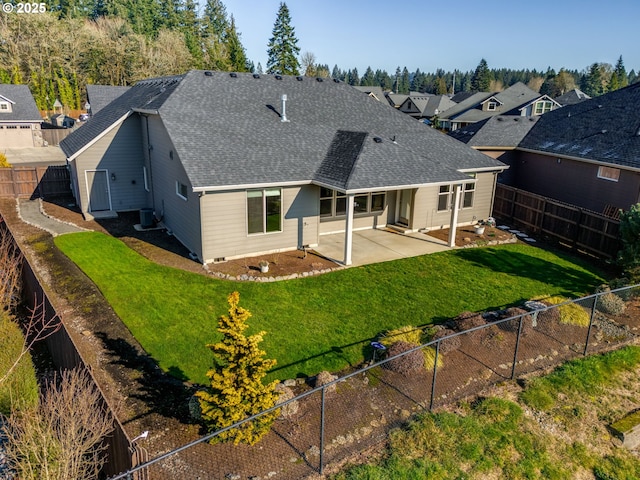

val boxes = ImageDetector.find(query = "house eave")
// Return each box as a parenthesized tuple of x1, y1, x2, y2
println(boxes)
(458, 165, 509, 173)
(516, 147, 640, 173)
(66, 110, 133, 161)
(194, 180, 310, 193)
(132, 108, 159, 115)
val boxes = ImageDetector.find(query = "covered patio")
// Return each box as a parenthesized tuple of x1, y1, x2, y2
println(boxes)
(315, 228, 450, 267)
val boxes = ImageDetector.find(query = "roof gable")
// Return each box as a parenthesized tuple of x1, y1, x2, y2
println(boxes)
(0, 84, 42, 122)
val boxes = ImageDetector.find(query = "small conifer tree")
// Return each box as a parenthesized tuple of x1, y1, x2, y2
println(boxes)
(196, 292, 280, 445)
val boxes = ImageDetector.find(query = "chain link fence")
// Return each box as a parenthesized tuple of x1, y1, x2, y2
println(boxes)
(110, 285, 640, 480)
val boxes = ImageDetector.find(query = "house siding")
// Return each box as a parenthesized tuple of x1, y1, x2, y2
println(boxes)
(200, 185, 320, 262)
(506, 151, 640, 212)
(147, 115, 202, 259)
(414, 172, 497, 230)
(73, 116, 146, 213)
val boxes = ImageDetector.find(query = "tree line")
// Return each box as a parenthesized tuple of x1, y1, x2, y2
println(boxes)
(1, 0, 636, 111)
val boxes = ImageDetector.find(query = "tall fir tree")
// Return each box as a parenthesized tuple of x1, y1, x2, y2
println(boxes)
(196, 292, 280, 445)
(266, 2, 300, 75)
(226, 15, 249, 72)
(583, 63, 604, 97)
(609, 55, 628, 92)
(471, 58, 492, 92)
(202, 0, 229, 40)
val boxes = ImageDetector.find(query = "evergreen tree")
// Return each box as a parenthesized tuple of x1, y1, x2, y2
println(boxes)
(471, 58, 491, 91)
(256, 62, 263, 74)
(360, 66, 375, 86)
(609, 55, 628, 92)
(266, 2, 300, 75)
(583, 63, 604, 97)
(399, 67, 410, 94)
(202, 0, 229, 39)
(196, 292, 280, 445)
(226, 15, 249, 72)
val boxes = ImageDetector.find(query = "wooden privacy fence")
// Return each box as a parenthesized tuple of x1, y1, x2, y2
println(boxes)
(0, 166, 70, 198)
(1, 221, 133, 477)
(493, 183, 621, 259)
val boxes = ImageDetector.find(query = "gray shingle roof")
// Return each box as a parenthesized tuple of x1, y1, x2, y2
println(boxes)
(448, 115, 539, 147)
(60, 75, 183, 157)
(0, 84, 42, 122)
(62, 70, 506, 191)
(554, 88, 590, 106)
(440, 83, 541, 122)
(86, 85, 130, 114)
(519, 82, 640, 169)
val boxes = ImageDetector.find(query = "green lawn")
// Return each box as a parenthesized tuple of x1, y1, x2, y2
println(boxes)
(54, 231, 605, 384)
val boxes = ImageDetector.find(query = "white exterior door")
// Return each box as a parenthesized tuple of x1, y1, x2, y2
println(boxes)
(86, 170, 111, 212)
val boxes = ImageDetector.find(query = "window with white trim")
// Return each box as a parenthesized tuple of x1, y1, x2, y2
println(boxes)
(320, 188, 386, 218)
(486, 101, 498, 111)
(0, 102, 9, 111)
(438, 182, 475, 211)
(247, 188, 282, 234)
(534, 100, 554, 115)
(176, 181, 188, 200)
(597, 166, 620, 182)
(463, 182, 475, 208)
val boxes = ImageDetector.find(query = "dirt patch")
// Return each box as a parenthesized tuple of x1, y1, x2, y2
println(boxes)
(427, 225, 517, 247)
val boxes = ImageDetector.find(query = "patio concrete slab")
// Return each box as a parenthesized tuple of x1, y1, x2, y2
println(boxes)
(314, 228, 450, 267)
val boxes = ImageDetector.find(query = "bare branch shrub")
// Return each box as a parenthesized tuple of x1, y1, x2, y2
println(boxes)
(0, 227, 23, 312)
(0, 299, 61, 387)
(3, 368, 114, 480)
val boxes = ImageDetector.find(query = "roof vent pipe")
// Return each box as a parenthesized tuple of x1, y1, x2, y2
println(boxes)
(281, 94, 289, 123)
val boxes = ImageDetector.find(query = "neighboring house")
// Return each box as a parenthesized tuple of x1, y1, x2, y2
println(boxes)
(554, 88, 590, 106)
(0, 84, 44, 148)
(386, 93, 409, 108)
(86, 85, 131, 115)
(60, 71, 506, 265)
(398, 94, 457, 122)
(352, 86, 387, 103)
(449, 82, 640, 216)
(448, 115, 539, 186)
(439, 82, 560, 132)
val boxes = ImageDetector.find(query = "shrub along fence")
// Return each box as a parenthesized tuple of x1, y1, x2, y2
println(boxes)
(1, 220, 133, 477)
(493, 183, 621, 259)
(108, 285, 640, 480)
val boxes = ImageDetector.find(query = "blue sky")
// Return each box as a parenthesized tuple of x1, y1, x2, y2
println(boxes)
(222, 0, 640, 75)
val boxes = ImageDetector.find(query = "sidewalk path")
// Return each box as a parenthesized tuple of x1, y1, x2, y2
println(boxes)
(17, 198, 85, 236)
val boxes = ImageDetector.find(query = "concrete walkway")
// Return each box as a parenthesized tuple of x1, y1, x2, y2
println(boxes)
(314, 228, 450, 267)
(17, 198, 85, 236)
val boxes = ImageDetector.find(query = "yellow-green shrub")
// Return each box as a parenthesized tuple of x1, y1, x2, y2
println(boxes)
(544, 296, 590, 327)
(381, 325, 443, 370)
(0, 312, 38, 414)
(0, 152, 11, 168)
(380, 325, 424, 346)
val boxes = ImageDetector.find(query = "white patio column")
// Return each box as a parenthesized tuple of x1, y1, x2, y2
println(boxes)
(344, 193, 355, 265)
(447, 184, 462, 248)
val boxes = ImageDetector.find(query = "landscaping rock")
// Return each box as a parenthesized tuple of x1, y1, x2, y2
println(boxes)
(383, 341, 424, 376)
(315, 371, 338, 393)
(430, 327, 461, 354)
(275, 383, 299, 419)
